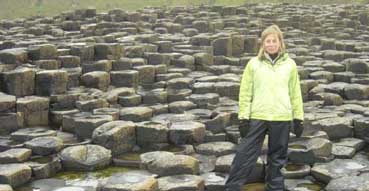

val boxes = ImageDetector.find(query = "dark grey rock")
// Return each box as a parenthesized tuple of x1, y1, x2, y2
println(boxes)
(11, 127, 57, 142)
(35, 70, 68, 96)
(24, 136, 63, 156)
(169, 121, 205, 145)
(74, 114, 113, 139)
(195, 141, 236, 157)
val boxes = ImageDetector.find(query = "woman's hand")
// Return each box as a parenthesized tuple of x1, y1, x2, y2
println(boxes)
(293, 119, 303, 138)
(238, 119, 250, 138)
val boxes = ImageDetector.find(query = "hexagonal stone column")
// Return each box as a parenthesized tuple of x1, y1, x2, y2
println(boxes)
(35, 70, 68, 96)
(92, 120, 136, 155)
(16, 96, 49, 127)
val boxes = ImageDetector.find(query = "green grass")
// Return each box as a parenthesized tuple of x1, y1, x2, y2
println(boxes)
(0, 0, 367, 20)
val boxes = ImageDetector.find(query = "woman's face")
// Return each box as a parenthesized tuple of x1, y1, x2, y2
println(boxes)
(263, 34, 280, 55)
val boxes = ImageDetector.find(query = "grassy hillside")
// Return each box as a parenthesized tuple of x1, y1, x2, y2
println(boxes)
(0, 0, 367, 20)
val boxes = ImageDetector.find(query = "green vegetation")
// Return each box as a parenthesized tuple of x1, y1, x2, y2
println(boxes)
(0, 0, 366, 20)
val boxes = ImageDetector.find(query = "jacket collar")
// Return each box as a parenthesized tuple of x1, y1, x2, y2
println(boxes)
(261, 52, 288, 65)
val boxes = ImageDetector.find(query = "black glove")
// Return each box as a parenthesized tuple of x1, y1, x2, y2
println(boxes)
(293, 119, 304, 138)
(238, 119, 250, 138)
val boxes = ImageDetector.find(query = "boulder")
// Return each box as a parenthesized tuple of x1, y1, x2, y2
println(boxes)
(59, 144, 111, 171)
(140, 151, 199, 176)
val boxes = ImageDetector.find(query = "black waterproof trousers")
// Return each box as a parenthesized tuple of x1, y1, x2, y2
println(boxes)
(225, 119, 291, 191)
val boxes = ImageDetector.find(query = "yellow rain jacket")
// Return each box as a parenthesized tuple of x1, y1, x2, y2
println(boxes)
(238, 53, 304, 121)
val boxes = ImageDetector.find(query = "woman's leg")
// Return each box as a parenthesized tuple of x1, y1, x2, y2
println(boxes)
(265, 121, 291, 191)
(225, 119, 268, 191)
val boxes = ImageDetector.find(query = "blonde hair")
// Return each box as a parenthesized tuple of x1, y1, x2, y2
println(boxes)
(257, 24, 286, 59)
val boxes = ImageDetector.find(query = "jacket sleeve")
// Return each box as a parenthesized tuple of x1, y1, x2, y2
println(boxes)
(238, 60, 254, 120)
(289, 61, 304, 121)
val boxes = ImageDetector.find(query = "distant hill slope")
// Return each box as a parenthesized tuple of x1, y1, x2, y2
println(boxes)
(0, 0, 366, 20)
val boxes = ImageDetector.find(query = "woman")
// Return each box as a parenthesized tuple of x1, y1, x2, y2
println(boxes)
(225, 25, 304, 191)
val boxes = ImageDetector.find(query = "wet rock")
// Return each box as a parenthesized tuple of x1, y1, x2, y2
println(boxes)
(212, 37, 232, 56)
(158, 174, 204, 191)
(0, 93, 16, 112)
(353, 117, 369, 143)
(344, 83, 369, 100)
(76, 98, 109, 112)
(288, 137, 333, 165)
(119, 106, 153, 122)
(187, 93, 219, 108)
(214, 154, 264, 183)
(312, 92, 343, 106)
(169, 121, 205, 145)
(24, 136, 63, 156)
(204, 112, 231, 133)
(191, 154, 217, 173)
(134, 65, 155, 85)
(309, 71, 334, 83)
(310, 117, 353, 140)
(35, 70, 68, 96)
(25, 178, 65, 191)
(34, 60, 60, 70)
(74, 114, 113, 140)
(82, 60, 112, 73)
(61, 112, 92, 133)
(168, 101, 196, 113)
(100, 171, 158, 191)
(139, 89, 167, 104)
(194, 52, 213, 70)
(16, 96, 49, 127)
(325, 173, 369, 191)
(195, 141, 236, 157)
(136, 121, 168, 147)
(175, 55, 195, 70)
(92, 120, 136, 155)
(167, 77, 194, 90)
(25, 156, 62, 179)
(0, 113, 23, 135)
(0, 48, 28, 65)
(140, 151, 199, 176)
(311, 159, 368, 184)
(2, 68, 35, 97)
(0, 148, 31, 163)
(213, 81, 239, 100)
(167, 89, 192, 102)
(58, 55, 81, 68)
(0, 184, 12, 191)
(28, 44, 58, 60)
(93, 107, 120, 120)
(343, 58, 369, 74)
(281, 164, 311, 179)
(201, 172, 227, 191)
(285, 179, 322, 191)
(94, 43, 124, 60)
(110, 70, 138, 88)
(0, 163, 31, 187)
(59, 144, 111, 171)
(332, 144, 355, 159)
(11, 127, 57, 142)
(81, 71, 110, 91)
